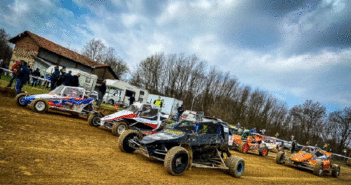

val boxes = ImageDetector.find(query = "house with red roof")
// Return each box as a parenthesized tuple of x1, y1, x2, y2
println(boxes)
(9, 31, 118, 81)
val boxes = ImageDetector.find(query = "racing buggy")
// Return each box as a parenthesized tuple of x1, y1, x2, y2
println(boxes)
(15, 85, 95, 116)
(276, 146, 340, 177)
(118, 116, 245, 177)
(87, 102, 167, 137)
(232, 131, 269, 157)
(263, 136, 284, 153)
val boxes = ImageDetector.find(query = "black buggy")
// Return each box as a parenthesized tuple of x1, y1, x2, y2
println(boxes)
(118, 116, 245, 177)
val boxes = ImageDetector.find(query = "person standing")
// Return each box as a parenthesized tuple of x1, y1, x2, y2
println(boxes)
(250, 127, 257, 133)
(50, 66, 60, 90)
(7, 61, 21, 87)
(175, 104, 184, 122)
(275, 132, 279, 138)
(291, 140, 296, 154)
(72, 73, 80, 87)
(96, 80, 106, 107)
(63, 70, 73, 86)
(129, 94, 135, 106)
(153, 96, 163, 108)
(56, 67, 66, 86)
(31, 68, 41, 87)
(15, 60, 30, 94)
(306, 141, 309, 146)
(0, 59, 3, 79)
(235, 122, 241, 129)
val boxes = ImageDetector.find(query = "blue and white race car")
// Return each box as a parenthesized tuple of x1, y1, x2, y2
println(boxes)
(15, 85, 95, 116)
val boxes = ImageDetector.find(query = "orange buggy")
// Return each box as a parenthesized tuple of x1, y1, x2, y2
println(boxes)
(232, 132, 269, 156)
(276, 146, 340, 177)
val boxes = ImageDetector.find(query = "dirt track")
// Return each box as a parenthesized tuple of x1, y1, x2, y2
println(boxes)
(0, 95, 350, 184)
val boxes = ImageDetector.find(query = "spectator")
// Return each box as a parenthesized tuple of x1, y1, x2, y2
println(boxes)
(129, 94, 135, 106)
(275, 132, 279, 138)
(153, 96, 163, 108)
(342, 148, 347, 156)
(175, 104, 184, 122)
(291, 140, 296, 154)
(322, 143, 328, 150)
(96, 80, 106, 107)
(7, 61, 21, 87)
(250, 127, 257, 133)
(15, 60, 30, 94)
(0, 59, 3, 79)
(72, 73, 80, 87)
(31, 68, 41, 87)
(56, 67, 66, 86)
(50, 66, 60, 90)
(63, 70, 73, 86)
(235, 122, 241, 129)
(306, 141, 309, 146)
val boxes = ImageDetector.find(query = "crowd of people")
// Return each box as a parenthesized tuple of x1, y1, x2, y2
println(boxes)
(1, 61, 82, 94)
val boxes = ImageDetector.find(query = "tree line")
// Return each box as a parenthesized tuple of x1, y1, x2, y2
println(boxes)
(0, 28, 13, 66)
(129, 53, 351, 154)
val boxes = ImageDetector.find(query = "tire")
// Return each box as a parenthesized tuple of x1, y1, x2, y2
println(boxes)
(276, 151, 285, 164)
(239, 142, 249, 153)
(31, 99, 49, 113)
(15, 93, 27, 107)
(107, 99, 114, 105)
(87, 113, 101, 127)
(331, 164, 340, 178)
(164, 146, 189, 176)
(118, 130, 143, 153)
(313, 161, 323, 177)
(259, 146, 269, 156)
(224, 156, 245, 178)
(347, 159, 351, 167)
(112, 121, 129, 137)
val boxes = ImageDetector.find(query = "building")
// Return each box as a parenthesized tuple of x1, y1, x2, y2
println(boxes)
(9, 31, 118, 81)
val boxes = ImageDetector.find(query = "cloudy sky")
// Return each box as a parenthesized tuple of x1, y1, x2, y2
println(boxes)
(1, 0, 350, 112)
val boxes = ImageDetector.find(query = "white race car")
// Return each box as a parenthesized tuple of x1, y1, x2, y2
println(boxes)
(88, 102, 167, 136)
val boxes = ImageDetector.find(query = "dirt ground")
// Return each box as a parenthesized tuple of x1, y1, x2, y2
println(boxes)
(0, 95, 350, 185)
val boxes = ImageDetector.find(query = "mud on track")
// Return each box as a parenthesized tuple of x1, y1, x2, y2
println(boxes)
(0, 95, 350, 185)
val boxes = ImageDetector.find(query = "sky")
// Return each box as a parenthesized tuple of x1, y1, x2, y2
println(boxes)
(0, 0, 350, 113)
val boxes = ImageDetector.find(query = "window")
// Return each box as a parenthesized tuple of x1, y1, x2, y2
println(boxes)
(85, 77, 91, 83)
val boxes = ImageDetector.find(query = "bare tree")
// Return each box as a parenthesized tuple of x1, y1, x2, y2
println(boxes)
(81, 38, 106, 62)
(0, 28, 13, 65)
(328, 107, 351, 152)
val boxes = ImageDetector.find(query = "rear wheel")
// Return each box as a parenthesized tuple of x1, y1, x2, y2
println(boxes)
(164, 146, 189, 176)
(276, 151, 285, 164)
(107, 99, 114, 105)
(88, 113, 101, 127)
(332, 164, 340, 178)
(15, 93, 27, 107)
(224, 156, 245, 178)
(259, 146, 269, 156)
(118, 130, 143, 153)
(112, 121, 129, 136)
(313, 161, 323, 177)
(31, 99, 49, 113)
(239, 143, 249, 153)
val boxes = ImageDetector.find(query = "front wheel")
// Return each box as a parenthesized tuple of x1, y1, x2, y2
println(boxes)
(31, 99, 49, 113)
(276, 151, 285, 164)
(88, 113, 101, 127)
(118, 130, 143, 153)
(107, 99, 114, 105)
(225, 156, 245, 178)
(112, 121, 129, 136)
(15, 93, 27, 107)
(332, 164, 340, 178)
(164, 146, 189, 176)
(313, 161, 323, 177)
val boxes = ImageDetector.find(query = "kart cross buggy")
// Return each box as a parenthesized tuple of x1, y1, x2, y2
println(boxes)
(15, 85, 95, 116)
(276, 146, 340, 177)
(263, 136, 284, 153)
(232, 131, 269, 157)
(87, 102, 167, 136)
(118, 116, 245, 177)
